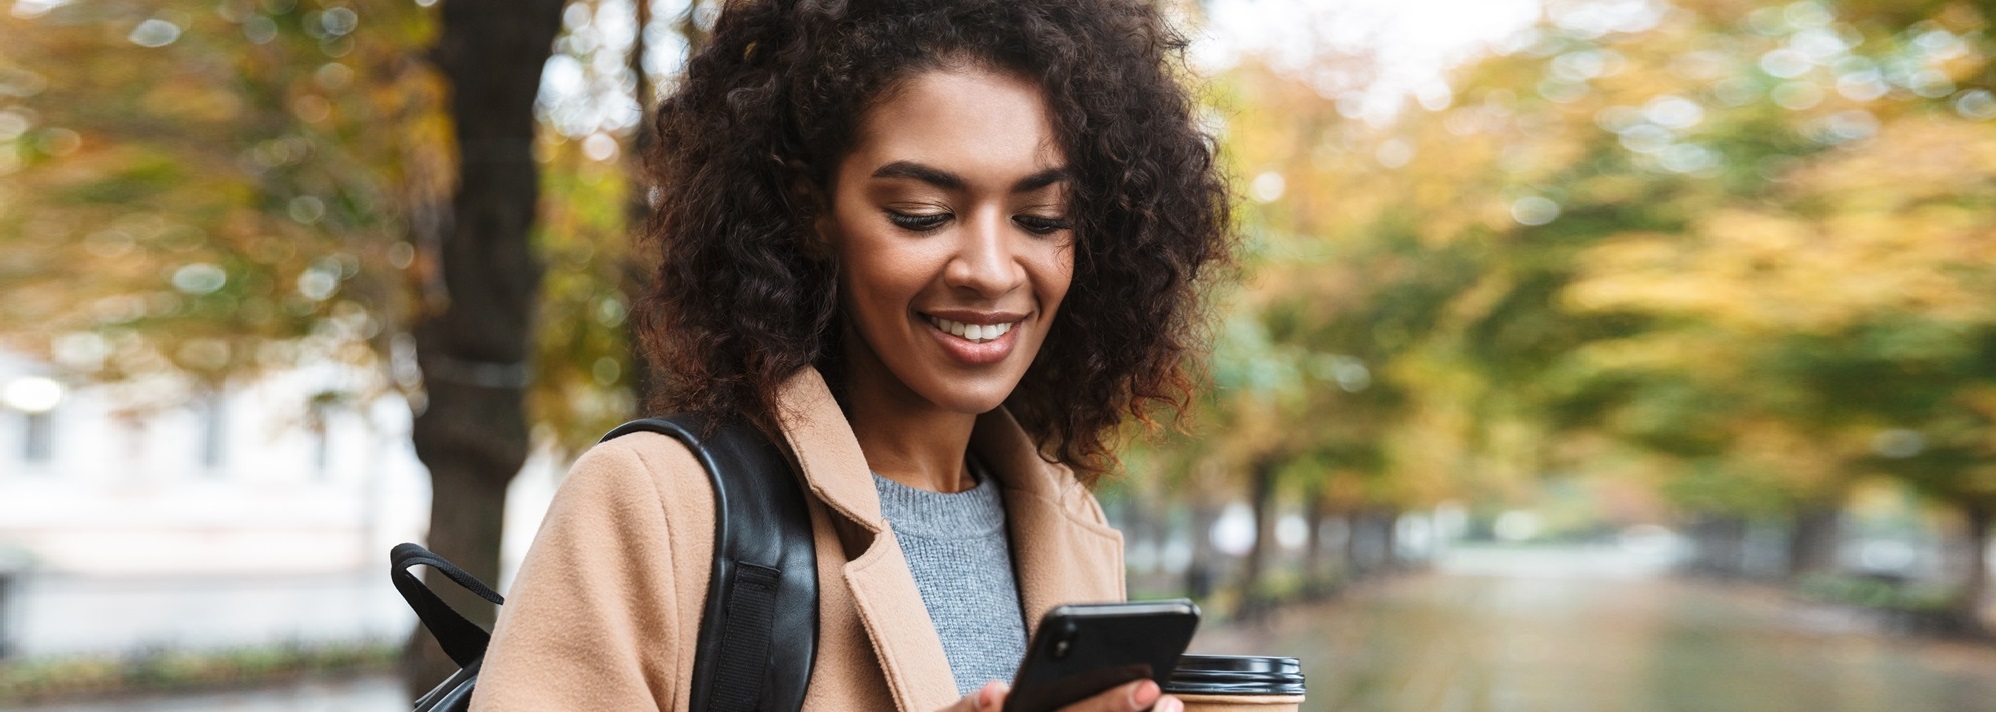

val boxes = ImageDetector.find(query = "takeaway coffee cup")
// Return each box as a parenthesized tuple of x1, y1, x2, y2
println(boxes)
(1164, 654, 1306, 712)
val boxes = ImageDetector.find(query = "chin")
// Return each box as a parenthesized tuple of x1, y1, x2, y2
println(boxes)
(914, 372, 1023, 415)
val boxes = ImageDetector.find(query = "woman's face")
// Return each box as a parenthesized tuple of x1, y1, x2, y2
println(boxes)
(820, 66, 1074, 416)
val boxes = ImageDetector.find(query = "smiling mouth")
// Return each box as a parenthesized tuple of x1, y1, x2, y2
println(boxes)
(923, 315, 1016, 343)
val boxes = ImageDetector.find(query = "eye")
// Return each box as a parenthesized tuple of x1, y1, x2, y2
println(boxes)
(1014, 214, 1072, 235)
(886, 210, 950, 232)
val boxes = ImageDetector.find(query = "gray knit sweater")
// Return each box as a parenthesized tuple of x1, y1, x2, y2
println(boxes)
(872, 462, 1029, 697)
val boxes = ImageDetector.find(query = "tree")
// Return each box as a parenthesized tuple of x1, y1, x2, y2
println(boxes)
(402, 0, 566, 689)
(0, 0, 633, 685)
(1, 0, 445, 391)
(1567, 110, 1996, 618)
(1194, 0, 1996, 614)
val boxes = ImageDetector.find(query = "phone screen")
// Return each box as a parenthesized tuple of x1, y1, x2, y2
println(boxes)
(1002, 600, 1200, 712)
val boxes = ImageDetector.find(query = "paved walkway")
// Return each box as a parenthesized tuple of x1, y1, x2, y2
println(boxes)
(1192, 547, 1996, 712)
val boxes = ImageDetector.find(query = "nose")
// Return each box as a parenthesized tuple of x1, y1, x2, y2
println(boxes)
(944, 206, 1024, 297)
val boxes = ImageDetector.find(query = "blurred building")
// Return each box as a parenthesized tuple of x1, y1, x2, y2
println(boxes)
(0, 351, 565, 658)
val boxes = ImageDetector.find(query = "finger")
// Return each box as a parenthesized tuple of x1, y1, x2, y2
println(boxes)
(1061, 678, 1161, 712)
(976, 681, 1012, 712)
(1124, 680, 1162, 711)
(1152, 694, 1184, 712)
(942, 682, 1000, 712)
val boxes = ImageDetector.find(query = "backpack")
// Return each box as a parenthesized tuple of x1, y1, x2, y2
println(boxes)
(392, 414, 820, 712)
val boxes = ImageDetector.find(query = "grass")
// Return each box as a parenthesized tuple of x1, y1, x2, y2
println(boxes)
(1794, 572, 1953, 612)
(0, 640, 400, 705)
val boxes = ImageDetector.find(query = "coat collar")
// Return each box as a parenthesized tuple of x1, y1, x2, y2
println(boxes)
(769, 367, 885, 532)
(771, 367, 1124, 711)
(770, 367, 1084, 531)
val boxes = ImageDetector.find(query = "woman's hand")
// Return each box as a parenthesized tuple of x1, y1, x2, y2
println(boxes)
(940, 679, 1184, 712)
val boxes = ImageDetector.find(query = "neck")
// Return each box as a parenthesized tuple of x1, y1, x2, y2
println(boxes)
(841, 329, 978, 494)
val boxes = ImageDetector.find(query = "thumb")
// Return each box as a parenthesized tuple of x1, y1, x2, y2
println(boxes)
(974, 680, 1012, 712)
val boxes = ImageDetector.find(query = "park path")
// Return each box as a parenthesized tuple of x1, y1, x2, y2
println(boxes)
(16, 546, 1996, 711)
(1192, 547, 1996, 712)
(1, 674, 403, 712)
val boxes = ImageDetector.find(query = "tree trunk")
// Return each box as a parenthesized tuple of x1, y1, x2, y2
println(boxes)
(1690, 513, 1748, 578)
(403, 0, 565, 696)
(1184, 499, 1221, 601)
(1786, 504, 1841, 579)
(1235, 457, 1279, 619)
(1123, 487, 1157, 579)
(1381, 508, 1401, 570)
(1348, 507, 1395, 576)
(1343, 511, 1369, 580)
(622, 0, 660, 411)
(1301, 485, 1329, 598)
(1952, 504, 1992, 635)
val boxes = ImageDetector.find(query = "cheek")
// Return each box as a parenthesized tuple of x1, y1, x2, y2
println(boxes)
(1032, 243, 1076, 318)
(831, 216, 928, 319)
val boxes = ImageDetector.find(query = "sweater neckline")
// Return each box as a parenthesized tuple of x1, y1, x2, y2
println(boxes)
(869, 457, 1007, 539)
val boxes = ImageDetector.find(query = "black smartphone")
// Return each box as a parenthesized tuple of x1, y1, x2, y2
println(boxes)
(1002, 600, 1201, 712)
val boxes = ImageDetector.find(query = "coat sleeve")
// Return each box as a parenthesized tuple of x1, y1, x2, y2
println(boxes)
(472, 436, 707, 711)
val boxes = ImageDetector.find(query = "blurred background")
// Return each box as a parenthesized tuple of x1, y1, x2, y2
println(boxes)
(4, 0, 1996, 709)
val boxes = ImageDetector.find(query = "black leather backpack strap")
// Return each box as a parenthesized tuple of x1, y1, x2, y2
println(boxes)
(390, 542, 505, 667)
(390, 542, 502, 712)
(602, 415, 818, 712)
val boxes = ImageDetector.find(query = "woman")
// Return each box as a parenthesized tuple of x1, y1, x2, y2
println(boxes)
(474, 0, 1232, 710)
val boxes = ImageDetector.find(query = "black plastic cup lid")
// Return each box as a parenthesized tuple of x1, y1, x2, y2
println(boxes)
(1164, 654, 1306, 695)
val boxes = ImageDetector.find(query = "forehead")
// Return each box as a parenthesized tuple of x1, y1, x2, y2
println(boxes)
(846, 66, 1064, 178)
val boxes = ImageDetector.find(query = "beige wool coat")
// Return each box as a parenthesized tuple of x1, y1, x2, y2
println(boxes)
(472, 367, 1128, 711)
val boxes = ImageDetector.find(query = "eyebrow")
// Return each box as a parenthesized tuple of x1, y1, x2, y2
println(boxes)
(869, 161, 1071, 193)
(1011, 166, 1070, 193)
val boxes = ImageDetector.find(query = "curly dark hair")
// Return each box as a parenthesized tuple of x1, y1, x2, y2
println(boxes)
(637, 0, 1233, 482)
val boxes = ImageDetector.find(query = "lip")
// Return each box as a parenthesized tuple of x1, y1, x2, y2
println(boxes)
(920, 308, 1028, 325)
(917, 310, 1026, 366)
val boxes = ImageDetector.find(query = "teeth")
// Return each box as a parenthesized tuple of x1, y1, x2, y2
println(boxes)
(927, 316, 1015, 343)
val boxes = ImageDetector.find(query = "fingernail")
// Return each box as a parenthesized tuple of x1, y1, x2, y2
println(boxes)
(1129, 680, 1161, 708)
(977, 683, 999, 710)
(1158, 697, 1184, 712)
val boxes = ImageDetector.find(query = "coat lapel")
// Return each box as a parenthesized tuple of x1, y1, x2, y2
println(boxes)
(772, 368, 1126, 711)
(773, 370, 958, 711)
(970, 408, 1127, 641)
(841, 530, 961, 710)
